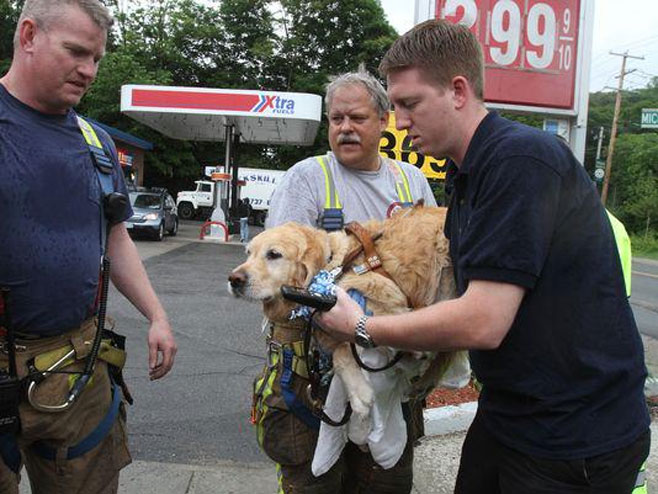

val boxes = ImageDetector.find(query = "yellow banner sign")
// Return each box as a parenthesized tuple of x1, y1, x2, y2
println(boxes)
(379, 112, 447, 180)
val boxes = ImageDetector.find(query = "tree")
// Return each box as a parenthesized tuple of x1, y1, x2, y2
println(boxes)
(271, 0, 398, 166)
(606, 133, 658, 234)
(0, 0, 399, 188)
(0, 0, 22, 75)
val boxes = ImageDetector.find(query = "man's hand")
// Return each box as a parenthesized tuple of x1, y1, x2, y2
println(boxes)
(316, 287, 364, 342)
(147, 319, 177, 380)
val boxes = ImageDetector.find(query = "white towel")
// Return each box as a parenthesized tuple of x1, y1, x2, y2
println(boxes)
(311, 347, 414, 476)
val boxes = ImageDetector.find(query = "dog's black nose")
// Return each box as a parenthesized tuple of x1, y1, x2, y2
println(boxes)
(228, 271, 247, 288)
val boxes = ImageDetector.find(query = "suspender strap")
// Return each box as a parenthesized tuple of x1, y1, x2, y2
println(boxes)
(390, 160, 413, 206)
(280, 348, 320, 430)
(31, 381, 121, 461)
(316, 155, 341, 209)
(75, 116, 114, 256)
(316, 155, 345, 231)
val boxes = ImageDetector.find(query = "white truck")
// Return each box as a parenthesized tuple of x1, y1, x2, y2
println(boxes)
(176, 167, 286, 225)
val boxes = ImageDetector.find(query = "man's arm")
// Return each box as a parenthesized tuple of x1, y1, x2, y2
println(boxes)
(317, 279, 525, 352)
(265, 162, 320, 228)
(106, 223, 177, 380)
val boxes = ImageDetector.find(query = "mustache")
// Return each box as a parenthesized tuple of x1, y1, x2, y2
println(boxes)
(337, 134, 361, 145)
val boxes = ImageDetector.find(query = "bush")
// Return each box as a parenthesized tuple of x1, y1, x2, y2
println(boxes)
(631, 233, 658, 260)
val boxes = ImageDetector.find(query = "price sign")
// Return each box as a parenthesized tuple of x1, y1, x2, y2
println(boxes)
(436, 0, 580, 110)
(379, 112, 447, 180)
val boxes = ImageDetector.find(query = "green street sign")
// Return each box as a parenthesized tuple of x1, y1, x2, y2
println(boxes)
(641, 108, 658, 129)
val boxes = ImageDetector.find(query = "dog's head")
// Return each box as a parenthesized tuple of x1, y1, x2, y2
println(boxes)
(228, 222, 331, 319)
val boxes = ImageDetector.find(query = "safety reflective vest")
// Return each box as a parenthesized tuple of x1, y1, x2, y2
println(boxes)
(315, 155, 413, 231)
(606, 210, 632, 297)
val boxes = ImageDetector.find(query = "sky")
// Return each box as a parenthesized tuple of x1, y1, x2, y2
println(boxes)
(378, 0, 658, 93)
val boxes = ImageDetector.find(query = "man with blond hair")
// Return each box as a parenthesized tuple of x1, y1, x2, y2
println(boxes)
(0, 1, 177, 492)
(319, 20, 649, 493)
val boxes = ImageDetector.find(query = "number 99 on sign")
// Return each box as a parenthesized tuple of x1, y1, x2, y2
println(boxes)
(440, 0, 576, 73)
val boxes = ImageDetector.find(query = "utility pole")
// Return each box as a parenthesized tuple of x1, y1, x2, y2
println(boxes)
(595, 126, 604, 162)
(592, 126, 606, 183)
(600, 51, 644, 206)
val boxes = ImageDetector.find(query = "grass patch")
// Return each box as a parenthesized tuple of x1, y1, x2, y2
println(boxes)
(632, 234, 658, 260)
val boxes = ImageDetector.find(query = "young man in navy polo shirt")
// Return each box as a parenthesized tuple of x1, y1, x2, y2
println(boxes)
(318, 19, 650, 493)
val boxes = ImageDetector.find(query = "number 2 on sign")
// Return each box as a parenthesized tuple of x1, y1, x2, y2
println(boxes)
(442, 0, 478, 28)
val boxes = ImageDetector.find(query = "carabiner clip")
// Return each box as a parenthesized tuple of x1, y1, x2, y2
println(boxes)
(27, 348, 83, 413)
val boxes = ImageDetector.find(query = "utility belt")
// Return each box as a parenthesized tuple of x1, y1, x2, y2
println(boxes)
(0, 317, 127, 384)
(252, 322, 321, 445)
(266, 326, 308, 379)
(252, 321, 420, 466)
(0, 317, 130, 471)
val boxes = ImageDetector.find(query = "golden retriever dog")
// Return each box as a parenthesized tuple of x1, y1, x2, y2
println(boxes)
(228, 204, 459, 443)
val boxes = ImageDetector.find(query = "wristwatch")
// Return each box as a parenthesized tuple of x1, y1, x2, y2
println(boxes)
(354, 315, 376, 348)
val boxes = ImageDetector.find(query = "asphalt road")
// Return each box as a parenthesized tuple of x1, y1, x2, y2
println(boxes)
(113, 221, 658, 466)
(109, 221, 268, 465)
(631, 258, 658, 339)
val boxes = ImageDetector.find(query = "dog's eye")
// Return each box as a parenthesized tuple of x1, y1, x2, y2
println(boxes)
(265, 250, 283, 260)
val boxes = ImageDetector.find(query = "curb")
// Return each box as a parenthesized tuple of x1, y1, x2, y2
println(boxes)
(423, 401, 477, 436)
(423, 376, 658, 436)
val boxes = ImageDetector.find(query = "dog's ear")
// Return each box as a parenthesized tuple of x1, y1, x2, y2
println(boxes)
(414, 198, 425, 208)
(298, 227, 330, 286)
(436, 265, 457, 301)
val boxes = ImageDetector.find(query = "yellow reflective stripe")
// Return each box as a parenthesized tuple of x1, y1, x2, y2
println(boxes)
(291, 340, 305, 357)
(316, 155, 341, 209)
(76, 116, 103, 149)
(318, 156, 332, 209)
(393, 162, 413, 203)
(396, 182, 405, 203)
(256, 357, 278, 447)
(606, 210, 632, 297)
(632, 461, 647, 494)
(275, 463, 285, 494)
(34, 340, 125, 372)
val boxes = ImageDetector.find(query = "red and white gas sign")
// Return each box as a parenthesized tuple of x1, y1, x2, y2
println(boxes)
(434, 0, 582, 110)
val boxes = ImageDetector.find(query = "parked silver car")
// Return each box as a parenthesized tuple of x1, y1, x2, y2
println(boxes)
(125, 188, 178, 241)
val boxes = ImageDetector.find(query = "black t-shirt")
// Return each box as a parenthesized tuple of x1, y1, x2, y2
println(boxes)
(445, 112, 649, 459)
(0, 85, 132, 334)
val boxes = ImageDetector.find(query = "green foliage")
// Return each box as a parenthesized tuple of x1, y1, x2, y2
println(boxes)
(430, 180, 448, 206)
(588, 81, 658, 236)
(631, 234, 658, 261)
(499, 111, 544, 129)
(3, 0, 653, 232)
(271, 0, 397, 163)
(0, 0, 396, 190)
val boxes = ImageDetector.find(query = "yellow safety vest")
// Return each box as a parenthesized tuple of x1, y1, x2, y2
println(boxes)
(606, 210, 632, 297)
(315, 155, 413, 231)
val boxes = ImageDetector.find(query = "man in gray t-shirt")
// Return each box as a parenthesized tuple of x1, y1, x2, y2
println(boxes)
(262, 69, 436, 494)
(266, 151, 435, 226)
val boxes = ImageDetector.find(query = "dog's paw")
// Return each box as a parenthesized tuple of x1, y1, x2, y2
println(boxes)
(345, 380, 374, 445)
(348, 380, 374, 418)
(348, 409, 372, 445)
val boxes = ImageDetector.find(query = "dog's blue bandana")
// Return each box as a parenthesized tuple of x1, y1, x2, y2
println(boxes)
(290, 270, 337, 320)
(289, 270, 372, 320)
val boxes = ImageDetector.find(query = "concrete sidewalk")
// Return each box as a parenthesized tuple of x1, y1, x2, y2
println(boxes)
(18, 407, 657, 493)
(115, 417, 658, 494)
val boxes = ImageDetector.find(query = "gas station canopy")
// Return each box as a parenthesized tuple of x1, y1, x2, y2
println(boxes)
(120, 85, 322, 145)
